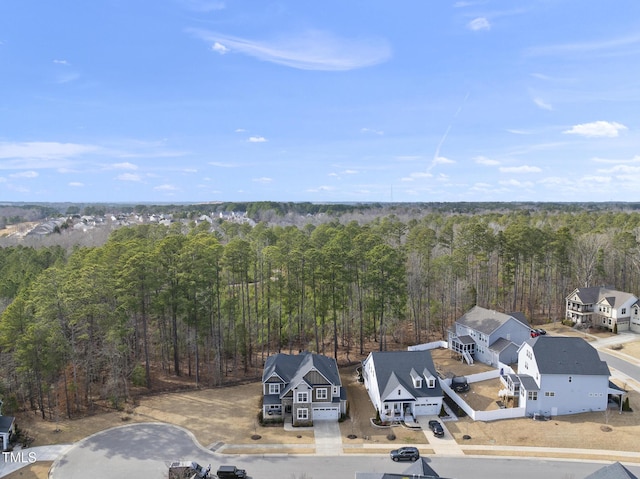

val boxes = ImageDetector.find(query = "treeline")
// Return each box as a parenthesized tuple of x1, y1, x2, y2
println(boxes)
(2, 209, 640, 420)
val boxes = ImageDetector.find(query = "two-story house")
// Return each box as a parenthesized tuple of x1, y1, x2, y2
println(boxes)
(261, 351, 346, 426)
(362, 350, 443, 422)
(566, 287, 639, 332)
(514, 336, 618, 416)
(448, 305, 531, 367)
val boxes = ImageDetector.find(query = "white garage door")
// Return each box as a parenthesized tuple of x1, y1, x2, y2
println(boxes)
(312, 407, 339, 420)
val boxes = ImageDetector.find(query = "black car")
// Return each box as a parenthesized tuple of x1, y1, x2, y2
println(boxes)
(451, 376, 469, 393)
(390, 446, 420, 462)
(536, 328, 547, 335)
(217, 465, 247, 479)
(428, 420, 445, 437)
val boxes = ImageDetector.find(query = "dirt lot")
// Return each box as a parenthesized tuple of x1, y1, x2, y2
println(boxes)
(8, 324, 640, 479)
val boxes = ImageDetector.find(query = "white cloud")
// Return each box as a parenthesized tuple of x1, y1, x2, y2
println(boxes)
(248, 136, 267, 143)
(434, 156, 455, 165)
(307, 185, 335, 192)
(499, 179, 534, 188)
(563, 121, 628, 138)
(360, 128, 384, 135)
(533, 97, 553, 110)
(592, 155, 640, 164)
(468, 17, 491, 31)
(499, 165, 542, 173)
(528, 33, 640, 57)
(9, 170, 38, 178)
(53, 59, 69, 65)
(234, 128, 246, 133)
(474, 156, 500, 166)
(506, 129, 533, 135)
(111, 162, 138, 170)
(154, 184, 179, 191)
(343, 169, 358, 175)
(252, 177, 272, 184)
(191, 28, 392, 71)
(212, 42, 229, 54)
(116, 173, 142, 182)
(69, 182, 84, 187)
(395, 155, 422, 162)
(0, 141, 96, 161)
(401, 172, 433, 182)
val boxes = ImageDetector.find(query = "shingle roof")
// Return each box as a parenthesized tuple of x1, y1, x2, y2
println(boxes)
(0, 416, 14, 433)
(365, 350, 442, 400)
(457, 305, 529, 334)
(528, 336, 610, 376)
(262, 351, 341, 387)
(584, 462, 639, 479)
(570, 287, 636, 308)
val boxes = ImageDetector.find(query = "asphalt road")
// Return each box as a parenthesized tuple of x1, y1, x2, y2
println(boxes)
(50, 423, 640, 479)
(599, 350, 640, 382)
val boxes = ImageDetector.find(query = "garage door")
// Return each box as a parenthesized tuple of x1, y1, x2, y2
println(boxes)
(312, 407, 339, 420)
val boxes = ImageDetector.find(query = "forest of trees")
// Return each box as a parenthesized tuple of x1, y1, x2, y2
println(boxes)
(3, 205, 640, 421)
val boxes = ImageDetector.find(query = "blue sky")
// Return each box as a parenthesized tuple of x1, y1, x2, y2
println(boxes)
(1, 1, 640, 203)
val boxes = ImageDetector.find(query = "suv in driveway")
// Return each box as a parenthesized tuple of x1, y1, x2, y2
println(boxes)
(390, 446, 420, 461)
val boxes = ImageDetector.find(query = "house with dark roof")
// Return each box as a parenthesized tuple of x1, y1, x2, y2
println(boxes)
(566, 286, 639, 332)
(356, 457, 445, 479)
(361, 350, 443, 422)
(261, 351, 346, 426)
(585, 462, 639, 479)
(448, 305, 531, 367)
(0, 415, 15, 451)
(512, 336, 623, 416)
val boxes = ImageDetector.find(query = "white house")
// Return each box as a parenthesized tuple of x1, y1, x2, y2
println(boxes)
(566, 286, 639, 332)
(514, 336, 621, 416)
(448, 305, 531, 367)
(362, 350, 443, 422)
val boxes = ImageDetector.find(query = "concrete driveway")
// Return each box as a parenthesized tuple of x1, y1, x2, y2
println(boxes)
(312, 420, 342, 455)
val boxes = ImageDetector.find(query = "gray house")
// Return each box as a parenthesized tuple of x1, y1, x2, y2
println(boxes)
(362, 350, 443, 422)
(513, 336, 623, 416)
(448, 306, 531, 367)
(261, 351, 346, 426)
(566, 286, 639, 332)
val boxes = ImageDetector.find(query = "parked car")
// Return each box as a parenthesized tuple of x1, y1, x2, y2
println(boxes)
(428, 420, 445, 437)
(217, 465, 247, 479)
(530, 329, 540, 338)
(390, 446, 420, 461)
(536, 328, 547, 335)
(451, 376, 469, 393)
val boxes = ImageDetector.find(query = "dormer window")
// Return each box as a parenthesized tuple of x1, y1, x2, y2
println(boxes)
(427, 377, 436, 388)
(413, 377, 422, 388)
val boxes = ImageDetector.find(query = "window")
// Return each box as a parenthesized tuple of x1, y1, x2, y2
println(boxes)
(297, 408, 308, 420)
(316, 388, 328, 400)
(528, 391, 538, 401)
(568, 376, 572, 383)
(545, 391, 555, 397)
(398, 389, 401, 395)
(268, 383, 280, 394)
(622, 308, 627, 315)
(333, 386, 338, 396)
(296, 391, 309, 403)
(427, 378, 436, 388)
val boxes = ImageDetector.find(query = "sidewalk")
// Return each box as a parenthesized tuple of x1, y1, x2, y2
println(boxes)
(0, 444, 72, 478)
